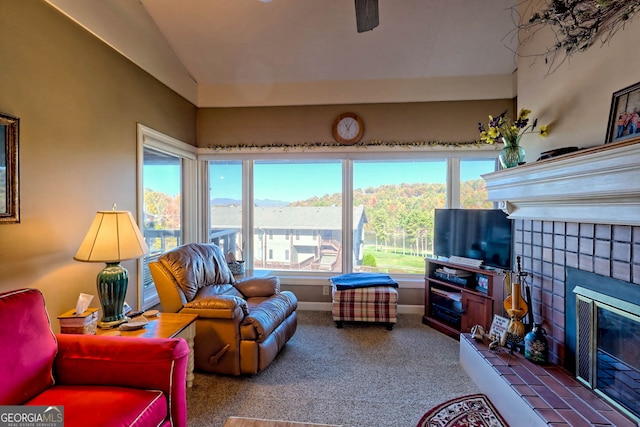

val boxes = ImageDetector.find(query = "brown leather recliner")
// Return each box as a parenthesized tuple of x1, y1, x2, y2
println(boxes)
(149, 243, 297, 376)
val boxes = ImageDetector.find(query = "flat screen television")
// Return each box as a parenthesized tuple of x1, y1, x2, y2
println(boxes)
(434, 208, 513, 270)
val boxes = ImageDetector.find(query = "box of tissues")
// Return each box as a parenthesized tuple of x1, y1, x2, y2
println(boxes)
(58, 307, 99, 334)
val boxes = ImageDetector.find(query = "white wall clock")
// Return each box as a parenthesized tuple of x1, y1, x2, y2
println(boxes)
(332, 112, 364, 145)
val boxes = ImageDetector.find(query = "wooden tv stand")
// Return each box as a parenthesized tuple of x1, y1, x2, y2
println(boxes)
(423, 257, 505, 339)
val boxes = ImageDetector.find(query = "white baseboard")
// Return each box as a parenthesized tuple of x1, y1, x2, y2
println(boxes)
(297, 301, 423, 315)
(298, 302, 333, 311)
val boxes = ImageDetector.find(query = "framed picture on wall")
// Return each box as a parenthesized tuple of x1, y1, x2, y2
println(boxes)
(0, 112, 19, 224)
(606, 82, 640, 144)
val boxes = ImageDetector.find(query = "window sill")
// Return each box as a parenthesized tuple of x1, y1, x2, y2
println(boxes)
(278, 273, 424, 289)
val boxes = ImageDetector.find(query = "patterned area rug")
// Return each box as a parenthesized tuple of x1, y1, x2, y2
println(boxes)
(416, 394, 508, 427)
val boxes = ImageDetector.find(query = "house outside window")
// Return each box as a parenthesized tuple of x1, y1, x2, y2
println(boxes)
(251, 160, 343, 271)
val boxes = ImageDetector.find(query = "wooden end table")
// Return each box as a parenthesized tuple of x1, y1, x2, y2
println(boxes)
(97, 312, 197, 387)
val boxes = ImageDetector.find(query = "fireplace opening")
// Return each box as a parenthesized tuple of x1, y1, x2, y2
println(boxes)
(567, 267, 640, 423)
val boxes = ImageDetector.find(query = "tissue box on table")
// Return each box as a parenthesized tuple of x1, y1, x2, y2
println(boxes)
(58, 308, 99, 334)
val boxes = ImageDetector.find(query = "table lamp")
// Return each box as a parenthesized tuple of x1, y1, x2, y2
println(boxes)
(74, 207, 149, 329)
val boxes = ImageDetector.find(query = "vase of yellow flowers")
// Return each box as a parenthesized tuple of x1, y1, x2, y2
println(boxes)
(479, 109, 548, 169)
(499, 135, 526, 168)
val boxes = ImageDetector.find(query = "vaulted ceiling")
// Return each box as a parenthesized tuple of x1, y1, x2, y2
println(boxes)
(45, 0, 518, 107)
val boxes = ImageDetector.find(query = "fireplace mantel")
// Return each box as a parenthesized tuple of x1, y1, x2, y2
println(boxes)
(482, 139, 640, 225)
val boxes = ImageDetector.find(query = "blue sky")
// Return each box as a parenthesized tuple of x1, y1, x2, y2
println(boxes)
(145, 159, 495, 202)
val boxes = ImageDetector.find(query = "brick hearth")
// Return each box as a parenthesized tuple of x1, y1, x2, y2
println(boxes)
(460, 334, 635, 426)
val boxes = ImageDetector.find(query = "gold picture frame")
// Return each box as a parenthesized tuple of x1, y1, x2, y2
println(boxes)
(1, 112, 19, 224)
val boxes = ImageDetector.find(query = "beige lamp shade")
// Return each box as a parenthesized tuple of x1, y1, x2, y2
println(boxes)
(74, 210, 149, 263)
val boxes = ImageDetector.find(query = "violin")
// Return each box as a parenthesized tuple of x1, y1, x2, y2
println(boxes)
(503, 257, 529, 336)
(503, 277, 528, 317)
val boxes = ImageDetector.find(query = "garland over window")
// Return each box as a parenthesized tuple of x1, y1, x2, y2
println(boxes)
(206, 140, 490, 152)
(513, 0, 640, 72)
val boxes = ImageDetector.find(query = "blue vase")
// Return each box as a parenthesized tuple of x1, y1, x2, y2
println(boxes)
(524, 323, 548, 364)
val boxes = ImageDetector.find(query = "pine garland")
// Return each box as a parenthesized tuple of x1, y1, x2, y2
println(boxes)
(206, 140, 491, 152)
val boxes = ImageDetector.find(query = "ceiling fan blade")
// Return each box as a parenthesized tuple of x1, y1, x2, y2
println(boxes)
(355, 0, 379, 33)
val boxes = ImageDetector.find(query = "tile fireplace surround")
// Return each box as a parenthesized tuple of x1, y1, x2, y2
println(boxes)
(469, 139, 640, 426)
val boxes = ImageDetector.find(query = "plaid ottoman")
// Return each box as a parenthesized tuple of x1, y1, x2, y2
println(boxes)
(331, 283, 398, 330)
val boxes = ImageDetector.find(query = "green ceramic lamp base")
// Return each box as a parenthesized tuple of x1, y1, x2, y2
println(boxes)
(96, 262, 129, 329)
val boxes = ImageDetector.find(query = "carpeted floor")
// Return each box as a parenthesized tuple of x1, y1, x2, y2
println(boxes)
(187, 311, 480, 427)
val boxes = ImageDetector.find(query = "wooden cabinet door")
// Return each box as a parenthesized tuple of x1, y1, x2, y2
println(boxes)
(461, 291, 492, 333)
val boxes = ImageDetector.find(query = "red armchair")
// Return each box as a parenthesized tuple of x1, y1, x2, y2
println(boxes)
(0, 288, 189, 427)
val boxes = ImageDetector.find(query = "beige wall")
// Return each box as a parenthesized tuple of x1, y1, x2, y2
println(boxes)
(197, 100, 515, 147)
(0, 1, 196, 331)
(515, 5, 640, 160)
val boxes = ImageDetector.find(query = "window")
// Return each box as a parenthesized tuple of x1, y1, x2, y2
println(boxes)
(459, 159, 495, 209)
(143, 147, 182, 256)
(209, 161, 243, 260)
(205, 152, 498, 277)
(137, 125, 197, 310)
(353, 160, 447, 274)
(253, 160, 342, 272)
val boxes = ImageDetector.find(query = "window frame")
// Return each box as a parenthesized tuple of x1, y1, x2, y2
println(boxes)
(201, 146, 500, 286)
(136, 124, 199, 310)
